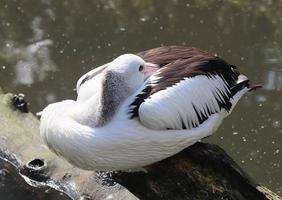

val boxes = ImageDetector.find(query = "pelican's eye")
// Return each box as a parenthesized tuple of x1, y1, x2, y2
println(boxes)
(139, 65, 144, 72)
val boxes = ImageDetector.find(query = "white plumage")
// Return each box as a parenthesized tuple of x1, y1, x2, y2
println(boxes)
(40, 47, 255, 171)
(137, 74, 231, 130)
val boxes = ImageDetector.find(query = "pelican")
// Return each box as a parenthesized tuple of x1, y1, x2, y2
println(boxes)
(40, 46, 259, 171)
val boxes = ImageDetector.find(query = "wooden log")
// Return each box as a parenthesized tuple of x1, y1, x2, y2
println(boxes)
(1, 88, 281, 200)
(0, 89, 137, 200)
(109, 142, 282, 200)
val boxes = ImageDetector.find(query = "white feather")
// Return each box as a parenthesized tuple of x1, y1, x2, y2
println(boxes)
(40, 53, 250, 171)
(138, 74, 231, 130)
(40, 80, 248, 171)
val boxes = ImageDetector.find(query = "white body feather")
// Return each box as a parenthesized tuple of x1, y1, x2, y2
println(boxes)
(139, 75, 231, 130)
(40, 78, 248, 171)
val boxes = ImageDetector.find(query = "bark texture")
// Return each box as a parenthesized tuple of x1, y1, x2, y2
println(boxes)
(109, 142, 282, 200)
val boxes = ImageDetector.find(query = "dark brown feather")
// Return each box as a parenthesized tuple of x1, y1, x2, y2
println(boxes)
(129, 46, 245, 126)
(137, 46, 210, 66)
(137, 46, 238, 95)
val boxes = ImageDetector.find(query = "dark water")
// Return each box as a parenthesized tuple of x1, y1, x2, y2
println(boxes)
(0, 0, 281, 197)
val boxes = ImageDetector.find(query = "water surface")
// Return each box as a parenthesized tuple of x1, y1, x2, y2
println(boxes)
(0, 0, 281, 197)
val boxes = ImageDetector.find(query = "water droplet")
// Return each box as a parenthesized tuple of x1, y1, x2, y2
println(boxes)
(2, 66, 6, 69)
(242, 136, 247, 142)
(274, 149, 279, 155)
(59, 50, 64, 54)
(120, 27, 126, 31)
(139, 17, 147, 22)
(256, 95, 267, 102)
(233, 131, 239, 135)
(272, 120, 281, 128)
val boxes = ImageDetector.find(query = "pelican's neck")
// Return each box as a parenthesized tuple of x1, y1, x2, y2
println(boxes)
(41, 70, 131, 132)
(39, 91, 131, 170)
(74, 70, 128, 127)
(40, 100, 99, 169)
(95, 70, 130, 126)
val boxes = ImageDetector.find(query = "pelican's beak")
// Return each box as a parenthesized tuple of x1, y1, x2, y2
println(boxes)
(76, 62, 110, 94)
(144, 62, 160, 80)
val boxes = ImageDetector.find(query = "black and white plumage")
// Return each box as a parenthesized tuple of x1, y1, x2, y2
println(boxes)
(129, 46, 250, 130)
(40, 46, 259, 171)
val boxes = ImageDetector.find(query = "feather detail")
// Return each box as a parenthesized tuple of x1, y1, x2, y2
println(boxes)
(129, 46, 248, 130)
(130, 75, 233, 130)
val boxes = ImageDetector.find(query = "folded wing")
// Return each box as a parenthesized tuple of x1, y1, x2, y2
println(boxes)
(129, 46, 249, 130)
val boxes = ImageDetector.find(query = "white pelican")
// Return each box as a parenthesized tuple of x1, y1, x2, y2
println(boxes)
(40, 46, 259, 171)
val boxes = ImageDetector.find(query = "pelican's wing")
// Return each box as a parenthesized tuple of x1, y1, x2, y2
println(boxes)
(128, 54, 250, 130)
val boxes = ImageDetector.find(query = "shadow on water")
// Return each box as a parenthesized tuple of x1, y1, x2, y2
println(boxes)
(0, 0, 281, 197)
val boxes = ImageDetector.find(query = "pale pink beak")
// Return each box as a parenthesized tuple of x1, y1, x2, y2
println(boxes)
(144, 62, 160, 80)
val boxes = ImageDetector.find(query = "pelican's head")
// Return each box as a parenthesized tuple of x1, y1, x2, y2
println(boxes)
(106, 54, 147, 93)
(76, 54, 159, 102)
(107, 54, 160, 93)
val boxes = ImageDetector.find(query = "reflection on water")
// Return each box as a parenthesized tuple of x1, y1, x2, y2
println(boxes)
(13, 39, 54, 85)
(1, 15, 56, 86)
(0, 0, 281, 196)
(264, 48, 282, 91)
(265, 69, 282, 91)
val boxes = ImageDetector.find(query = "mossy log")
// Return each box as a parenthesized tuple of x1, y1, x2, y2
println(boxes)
(110, 142, 282, 200)
(0, 88, 281, 200)
(0, 89, 136, 200)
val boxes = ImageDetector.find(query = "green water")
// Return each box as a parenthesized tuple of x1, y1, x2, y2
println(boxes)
(0, 0, 281, 198)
